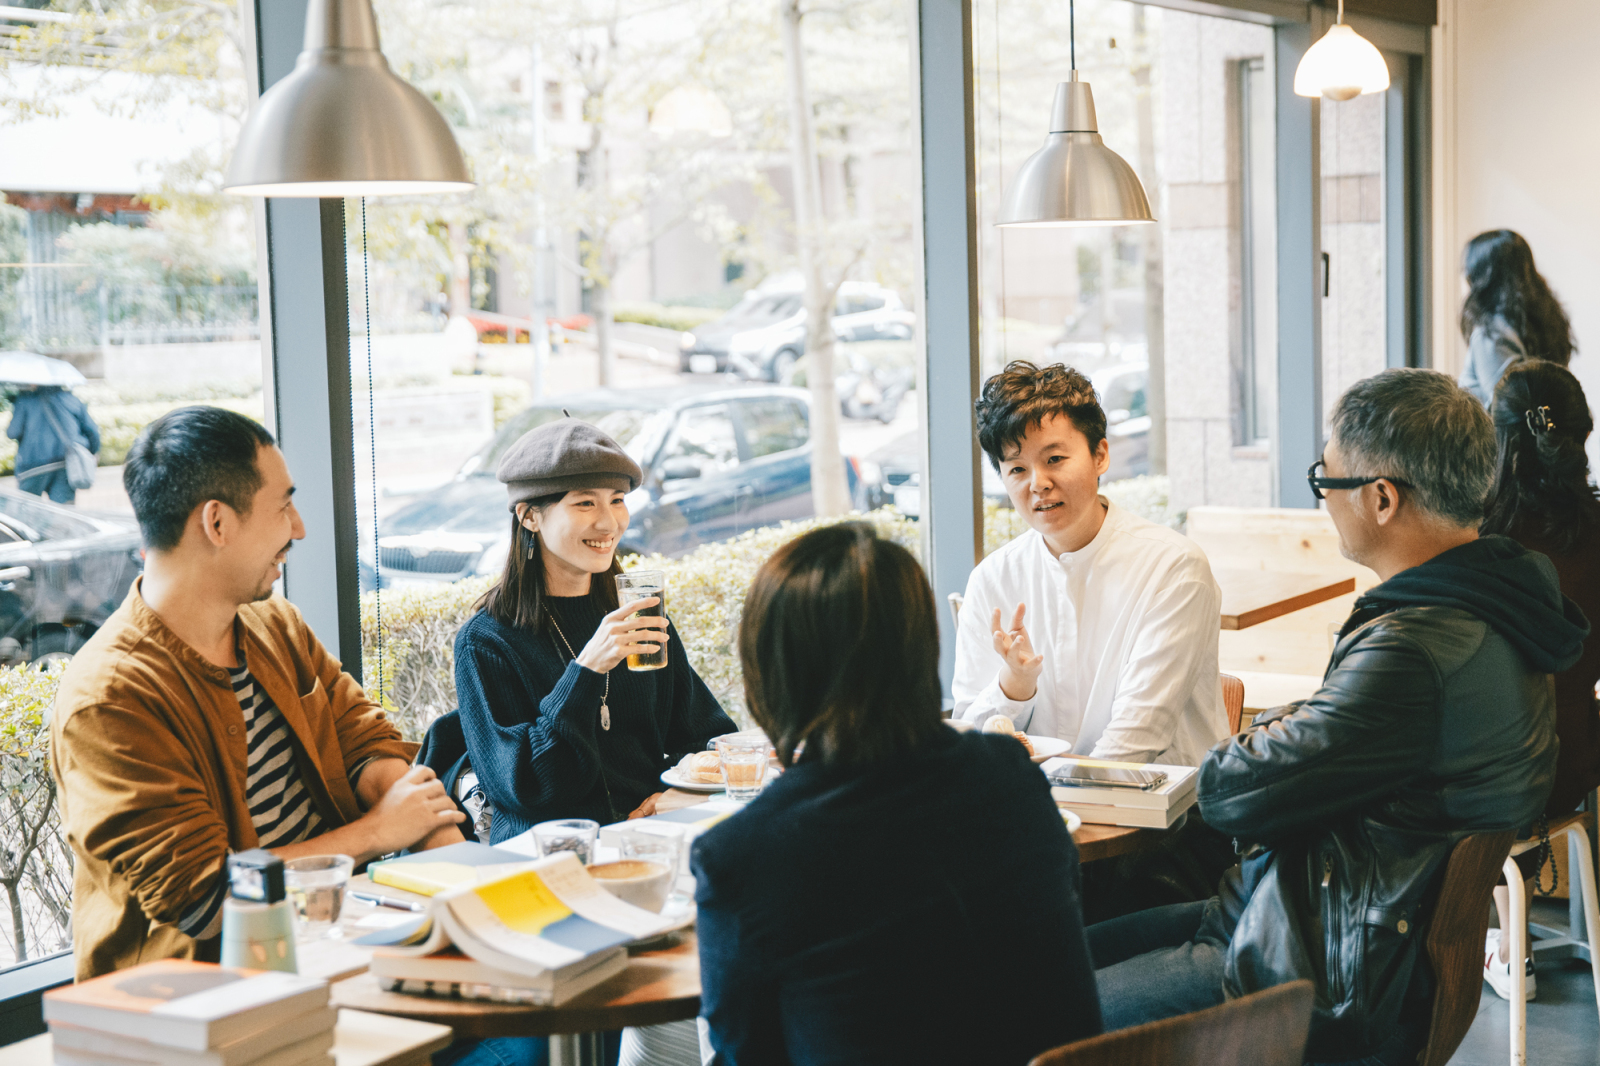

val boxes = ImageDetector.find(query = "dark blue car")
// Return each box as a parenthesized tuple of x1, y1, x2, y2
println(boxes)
(361, 386, 883, 590)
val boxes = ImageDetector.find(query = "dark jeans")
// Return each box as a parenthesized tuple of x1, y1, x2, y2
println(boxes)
(1088, 900, 1426, 1066)
(433, 1039, 547, 1066)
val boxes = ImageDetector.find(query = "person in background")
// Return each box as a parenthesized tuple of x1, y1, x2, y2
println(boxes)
(1458, 229, 1575, 406)
(695, 523, 1101, 1065)
(9, 383, 100, 504)
(954, 360, 1230, 920)
(50, 406, 465, 980)
(453, 417, 734, 841)
(1479, 360, 1600, 1001)
(1089, 369, 1584, 1066)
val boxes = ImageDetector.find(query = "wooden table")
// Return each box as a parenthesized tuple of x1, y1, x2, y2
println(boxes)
(331, 932, 701, 1054)
(1216, 568, 1355, 630)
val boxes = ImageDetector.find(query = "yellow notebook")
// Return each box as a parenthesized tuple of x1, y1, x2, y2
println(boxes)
(368, 843, 532, 897)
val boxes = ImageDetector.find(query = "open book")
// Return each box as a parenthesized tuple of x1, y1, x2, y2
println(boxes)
(354, 852, 673, 977)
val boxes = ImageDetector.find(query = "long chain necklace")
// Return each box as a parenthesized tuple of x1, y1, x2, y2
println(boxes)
(547, 608, 610, 731)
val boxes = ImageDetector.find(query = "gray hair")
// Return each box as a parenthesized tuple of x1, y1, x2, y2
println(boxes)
(1328, 368, 1495, 527)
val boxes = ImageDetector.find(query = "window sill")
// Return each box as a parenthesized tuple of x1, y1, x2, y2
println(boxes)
(0, 951, 73, 1046)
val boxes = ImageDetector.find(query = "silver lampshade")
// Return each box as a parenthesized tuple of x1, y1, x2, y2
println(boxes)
(224, 0, 473, 197)
(998, 73, 1154, 228)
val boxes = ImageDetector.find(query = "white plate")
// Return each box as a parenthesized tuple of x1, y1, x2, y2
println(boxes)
(661, 767, 724, 793)
(1028, 736, 1072, 759)
(1060, 809, 1083, 835)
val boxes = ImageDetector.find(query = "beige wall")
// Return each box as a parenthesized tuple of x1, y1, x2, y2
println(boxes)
(1436, 0, 1600, 473)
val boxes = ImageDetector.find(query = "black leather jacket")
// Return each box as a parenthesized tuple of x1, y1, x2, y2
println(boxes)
(1199, 539, 1583, 1060)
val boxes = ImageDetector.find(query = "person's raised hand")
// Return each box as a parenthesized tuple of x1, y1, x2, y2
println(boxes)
(992, 604, 1044, 701)
(627, 792, 662, 820)
(363, 765, 465, 855)
(576, 598, 669, 674)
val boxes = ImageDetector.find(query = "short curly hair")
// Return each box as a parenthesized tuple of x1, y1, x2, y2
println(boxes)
(974, 361, 1107, 470)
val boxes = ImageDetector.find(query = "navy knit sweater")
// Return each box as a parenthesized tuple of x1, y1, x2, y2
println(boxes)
(454, 595, 736, 841)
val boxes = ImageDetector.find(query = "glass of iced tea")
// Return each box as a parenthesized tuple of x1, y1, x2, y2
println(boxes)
(616, 570, 668, 672)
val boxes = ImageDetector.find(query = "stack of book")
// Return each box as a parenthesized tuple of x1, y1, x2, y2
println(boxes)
(1042, 758, 1199, 829)
(43, 960, 332, 1066)
(355, 851, 672, 1006)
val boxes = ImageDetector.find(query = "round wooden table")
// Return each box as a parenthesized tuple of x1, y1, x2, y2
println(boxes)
(331, 931, 701, 1064)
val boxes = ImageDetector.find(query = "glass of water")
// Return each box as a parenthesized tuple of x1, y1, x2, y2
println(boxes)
(284, 855, 353, 940)
(532, 818, 600, 865)
(615, 570, 669, 672)
(715, 734, 770, 803)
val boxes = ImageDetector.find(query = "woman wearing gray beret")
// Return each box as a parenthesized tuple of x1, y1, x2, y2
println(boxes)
(452, 418, 736, 842)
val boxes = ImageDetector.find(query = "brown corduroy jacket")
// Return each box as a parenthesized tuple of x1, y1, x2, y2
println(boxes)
(50, 580, 414, 979)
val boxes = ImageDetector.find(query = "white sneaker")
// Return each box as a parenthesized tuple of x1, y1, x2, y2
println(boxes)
(1484, 928, 1536, 1001)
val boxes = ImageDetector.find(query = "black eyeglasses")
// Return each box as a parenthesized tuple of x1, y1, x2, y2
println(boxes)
(1306, 459, 1414, 501)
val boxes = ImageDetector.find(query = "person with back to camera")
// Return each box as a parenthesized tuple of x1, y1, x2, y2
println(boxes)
(452, 417, 735, 842)
(1478, 360, 1600, 1001)
(693, 523, 1101, 1066)
(1457, 229, 1575, 406)
(1087, 369, 1586, 1065)
(10, 383, 100, 505)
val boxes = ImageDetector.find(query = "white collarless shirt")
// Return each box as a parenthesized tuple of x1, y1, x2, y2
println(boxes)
(953, 498, 1227, 767)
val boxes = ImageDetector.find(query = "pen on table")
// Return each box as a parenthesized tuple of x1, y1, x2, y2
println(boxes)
(349, 890, 425, 912)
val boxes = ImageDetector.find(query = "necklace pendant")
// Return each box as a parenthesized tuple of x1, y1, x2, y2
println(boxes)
(600, 702, 611, 731)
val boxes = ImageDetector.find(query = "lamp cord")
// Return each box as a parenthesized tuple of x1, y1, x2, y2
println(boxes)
(1070, 0, 1076, 70)
(362, 197, 383, 707)
(1336, 0, 1344, 23)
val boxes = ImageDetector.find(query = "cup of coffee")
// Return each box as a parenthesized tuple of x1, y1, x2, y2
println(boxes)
(588, 860, 675, 913)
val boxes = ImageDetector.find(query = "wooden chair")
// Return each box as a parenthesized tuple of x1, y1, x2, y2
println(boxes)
(1027, 980, 1313, 1066)
(1220, 673, 1244, 734)
(1416, 830, 1518, 1066)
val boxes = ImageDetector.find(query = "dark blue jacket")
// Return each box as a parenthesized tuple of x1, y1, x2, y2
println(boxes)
(693, 727, 1101, 1066)
(453, 595, 735, 839)
(9, 388, 100, 476)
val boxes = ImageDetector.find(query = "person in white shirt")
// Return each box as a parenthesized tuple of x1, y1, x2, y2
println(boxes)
(954, 361, 1228, 768)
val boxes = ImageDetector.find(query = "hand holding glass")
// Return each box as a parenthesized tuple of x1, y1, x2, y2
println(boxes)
(616, 570, 668, 672)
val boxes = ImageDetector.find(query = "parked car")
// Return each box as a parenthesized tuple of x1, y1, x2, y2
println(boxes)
(362, 387, 888, 589)
(0, 490, 143, 664)
(1093, 360, 1151, 482)
(869, 361, 1151, 519)
(680, 280, 913, 383)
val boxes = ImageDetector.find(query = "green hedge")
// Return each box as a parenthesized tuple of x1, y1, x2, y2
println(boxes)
(611, 302, 725, 333)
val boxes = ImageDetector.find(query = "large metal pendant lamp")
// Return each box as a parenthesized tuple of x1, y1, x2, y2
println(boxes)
(997, 0, 1153, 228)
(224, 0, 473, 197)
(1293, 0, 1390, 101)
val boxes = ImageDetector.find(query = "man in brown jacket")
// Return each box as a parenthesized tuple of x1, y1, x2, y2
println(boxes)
(51, 406, 466, 979)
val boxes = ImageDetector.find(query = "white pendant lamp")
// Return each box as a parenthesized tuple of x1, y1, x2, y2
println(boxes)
(997, 0, 1153, 228)
(225, 0, 473, 197)
(1293, 0, 1390, 101)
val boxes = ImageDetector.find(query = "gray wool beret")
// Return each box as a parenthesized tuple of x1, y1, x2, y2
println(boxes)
(496, 418, 644, 510)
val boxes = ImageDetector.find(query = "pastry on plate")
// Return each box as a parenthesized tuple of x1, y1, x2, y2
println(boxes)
(679, 750, 724, 784)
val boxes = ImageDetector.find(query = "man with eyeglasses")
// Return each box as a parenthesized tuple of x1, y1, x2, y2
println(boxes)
(1088, 368, 1587, 1066)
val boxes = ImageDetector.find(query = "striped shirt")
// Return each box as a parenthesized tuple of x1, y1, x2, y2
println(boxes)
(178, 656, 325, 940)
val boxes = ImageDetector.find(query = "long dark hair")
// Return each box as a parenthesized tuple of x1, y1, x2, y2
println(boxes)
(476, 492, 622, 630)
(1459, 230, 1574, 365)
(739, 523, 942, 771)
(1482, 360, 1599, 554)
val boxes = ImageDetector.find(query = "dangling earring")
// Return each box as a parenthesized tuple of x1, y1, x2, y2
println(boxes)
(525, 525, 538, 560)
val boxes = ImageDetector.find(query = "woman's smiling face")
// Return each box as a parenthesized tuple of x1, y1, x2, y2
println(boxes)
(522, 488, 630, 592)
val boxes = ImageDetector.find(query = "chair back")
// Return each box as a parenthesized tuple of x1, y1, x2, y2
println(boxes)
(1027, 980, 1314, 1066)
(1221, 673, 1245, 734)
(1416, 830, 1517, 1066)
(414, 709, 474, 821)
